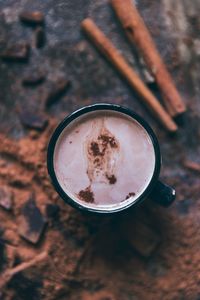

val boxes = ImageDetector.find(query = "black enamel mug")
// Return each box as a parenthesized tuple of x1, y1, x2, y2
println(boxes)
(47, 104, 176, 214)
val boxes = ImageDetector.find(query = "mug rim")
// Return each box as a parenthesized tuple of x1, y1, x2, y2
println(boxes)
(47, 103, 161, 214)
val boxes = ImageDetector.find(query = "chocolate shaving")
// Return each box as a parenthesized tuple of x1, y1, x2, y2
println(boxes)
(78, 187, 94, 203)
(1, 43, 30, 62)
(90, 142, 102, 156)
(98, 134, 118, 148)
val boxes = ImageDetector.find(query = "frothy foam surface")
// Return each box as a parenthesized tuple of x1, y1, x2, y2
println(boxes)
(54, 110, 155, 210)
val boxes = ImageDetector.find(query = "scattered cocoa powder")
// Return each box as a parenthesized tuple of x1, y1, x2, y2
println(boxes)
(78, 187, 94, 203)
(19, 11, 44, 25)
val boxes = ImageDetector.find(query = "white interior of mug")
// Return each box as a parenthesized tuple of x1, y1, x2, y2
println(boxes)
(53, 109, 156, 212)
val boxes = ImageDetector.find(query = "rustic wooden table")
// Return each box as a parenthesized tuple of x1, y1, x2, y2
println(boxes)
(0, 0, 200, 299)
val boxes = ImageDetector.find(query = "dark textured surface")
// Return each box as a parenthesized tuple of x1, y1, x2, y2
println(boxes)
(0, 0, 200, 299)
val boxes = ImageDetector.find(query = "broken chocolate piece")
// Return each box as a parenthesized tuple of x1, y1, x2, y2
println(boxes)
(19, 11, 44, 25)
(18, 195, 47, 244)
(45, 78, 71, 107)
(0, 186, 13, 210)
(1, 43, 30, 62)
(19, 109, 48, 131)
(22, 69, 45, 86)
(35, 26, 46, 48)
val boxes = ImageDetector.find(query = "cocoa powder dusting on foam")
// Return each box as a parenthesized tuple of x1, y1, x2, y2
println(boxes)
(106, 174, 117, 184)
(78, 187, 94, 203)
(86, 124, 120, 188)
(90, 142, 102, 156)
(90, 134, 118, 158)
(98, 134, 118, 148)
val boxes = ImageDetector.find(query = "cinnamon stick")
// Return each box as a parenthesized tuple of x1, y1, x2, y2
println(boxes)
(111, 0, 186, 117)
(82, 18, 177, 132)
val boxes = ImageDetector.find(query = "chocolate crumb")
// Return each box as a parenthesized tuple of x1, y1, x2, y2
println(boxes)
(19, 109, 48, 131)
(106, 174, 117, 184)
(125, 192, 136, 200)
(69, 141, 72, 144)
(78, 187, 94, 203)
(45, 78, 70, 107)
(1, 43, 30, 62)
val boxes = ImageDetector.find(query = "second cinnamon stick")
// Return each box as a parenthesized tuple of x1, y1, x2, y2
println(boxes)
(111, 0, 186, 117)
(82, 18, 177, 132)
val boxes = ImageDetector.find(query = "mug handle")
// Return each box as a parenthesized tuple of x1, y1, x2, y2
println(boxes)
(149, 180, 176, 207)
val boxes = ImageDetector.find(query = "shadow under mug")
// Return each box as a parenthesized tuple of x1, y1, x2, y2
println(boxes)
(47, 103, 176, 214)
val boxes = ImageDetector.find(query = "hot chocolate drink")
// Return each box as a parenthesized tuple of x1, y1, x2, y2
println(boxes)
(54, 110, 155, 211)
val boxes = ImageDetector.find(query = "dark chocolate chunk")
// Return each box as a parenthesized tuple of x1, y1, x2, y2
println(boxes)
(19, 11, 44, 25)
(35, 26, 46, 48)
(22, 69, 45, 86)
(121, 218, 161, 258)
(0, 43, 30, 62)
(0, 186, 13, 210)
(19, 109, 48, 131)
(45, 79, 71, 107)
(18, 195, 47, 244)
